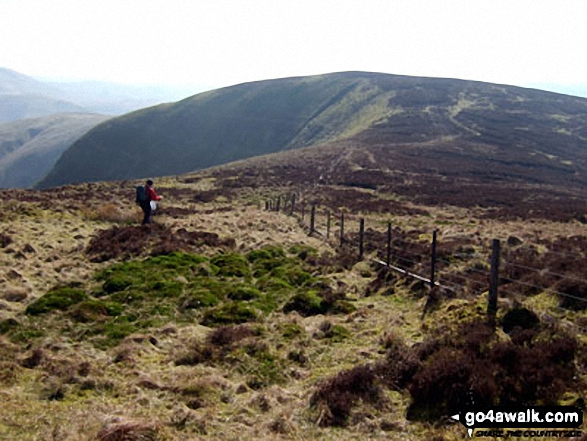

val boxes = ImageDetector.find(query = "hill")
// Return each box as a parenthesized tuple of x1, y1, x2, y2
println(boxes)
(45, 80, 206, 115)
(37, 71, 587, 193)
(0, 113, 110, 188)
(0, 67, 62, 96)
(0, 93, 88, 124)
(0, 67, 203, 122)
(0, 68, 88, 122)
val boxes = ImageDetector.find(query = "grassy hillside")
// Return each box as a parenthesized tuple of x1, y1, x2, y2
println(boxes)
(0, 94, 87, 124)
(0, 168, 585, 440)
(0, 113, 110, 188)
(38, 71, 587, 191)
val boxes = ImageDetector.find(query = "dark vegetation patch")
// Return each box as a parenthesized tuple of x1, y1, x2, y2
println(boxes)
(85, 224, 235, 262)
(307, 187, 429, 217)
(208, 129, 586, 222)
(311, 364, 385, 426)
(311, 317, 580, 426)
(160, 206, 198, 218)
(0, 233, 12, 248)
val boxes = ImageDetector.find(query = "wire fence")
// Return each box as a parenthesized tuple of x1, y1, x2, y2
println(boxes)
(265, 193, 587, 334)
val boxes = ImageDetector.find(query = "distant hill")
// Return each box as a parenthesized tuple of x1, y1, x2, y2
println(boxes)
(0, 67, 61, 96)
(45, 80, 206, 115)
(0, 68, 91, 122)
(0, 94, 88, 123)
(38, 71, 587, 193)
(0, 67, 204, 122)
(0, 113, 110, 188)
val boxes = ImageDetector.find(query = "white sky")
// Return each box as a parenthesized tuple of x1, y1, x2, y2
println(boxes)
(1, 0, 586, 92)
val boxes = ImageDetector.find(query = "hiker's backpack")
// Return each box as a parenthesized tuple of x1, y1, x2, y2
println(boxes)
(136, 185, 147, 205)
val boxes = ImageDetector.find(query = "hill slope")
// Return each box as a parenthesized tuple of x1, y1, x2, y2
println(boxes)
(0, 67, 62, 96)
(38, 71, 587, 190)
(0, 113, 110, 188)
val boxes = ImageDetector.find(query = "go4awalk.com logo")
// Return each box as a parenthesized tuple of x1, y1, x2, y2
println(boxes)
(451, 406, 583, 438)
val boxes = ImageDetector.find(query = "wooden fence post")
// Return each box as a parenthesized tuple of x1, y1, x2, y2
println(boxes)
(265, 200, 269, 211)
(488, 239, 501, 328)
(309, 204, 316, 235)
(326, 211, 331, 240)
(386, 222, 392, 266)
(276, 196, 281, 212)
(302, 202, 306, 221)
(430, 230, 438, 289)
(359, 218, 365, 260)
(421, 230, 439, 320)
(340, 212, 345, 247)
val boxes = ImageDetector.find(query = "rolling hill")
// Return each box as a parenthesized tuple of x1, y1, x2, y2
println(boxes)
(0, 113, 110, 188)
(0, 68, 88, 123)
(0, 67, 203, 122)
(37, 71, 587, 195)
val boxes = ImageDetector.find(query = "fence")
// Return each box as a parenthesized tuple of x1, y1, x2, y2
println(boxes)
(264, 193, 587, 333)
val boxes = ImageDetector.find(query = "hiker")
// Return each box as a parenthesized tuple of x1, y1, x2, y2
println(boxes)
(137, 179, 162, 225)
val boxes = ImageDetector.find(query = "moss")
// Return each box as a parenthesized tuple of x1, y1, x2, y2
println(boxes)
(69, 300, 123, 322)
(256, 275, 294, 292)
(202, 302, 259, 326)
(25, 287, 88, 315)
(147, 280, 184, 298)
(101, 276, 134, 294)
(148, 251, 207, 270)
(271, 266, 315, 286)
(180, 289, 220, 310)
(15, 249, 321, 350)
(211, 253, 251, 278)
(248, 246, 288, 277)
(247, 246, 286, 263)
(283, 290, 356, 317)
(227, 284, 262, 301)
(109, 289, 145, 305)
(283, 291, 324, 317)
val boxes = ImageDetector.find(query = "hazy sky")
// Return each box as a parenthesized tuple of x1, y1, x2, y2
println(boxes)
(1, 0, 586, 94)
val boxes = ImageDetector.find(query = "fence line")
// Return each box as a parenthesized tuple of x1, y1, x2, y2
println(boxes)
(264, 194, 587, 330)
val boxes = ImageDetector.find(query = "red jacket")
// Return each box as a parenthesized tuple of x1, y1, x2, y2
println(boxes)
(146, 185, 161, 202)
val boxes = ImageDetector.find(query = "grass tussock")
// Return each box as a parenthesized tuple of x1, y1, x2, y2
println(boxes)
(96, 418, 161, 441)
(83, 202, 140, 224)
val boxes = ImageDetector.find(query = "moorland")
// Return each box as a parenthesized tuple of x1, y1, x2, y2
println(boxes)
(0, 143, 586, 440)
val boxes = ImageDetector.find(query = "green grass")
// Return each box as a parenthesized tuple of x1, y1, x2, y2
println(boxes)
(25, 287, 88, 315)
(9, 246, 336, 348)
